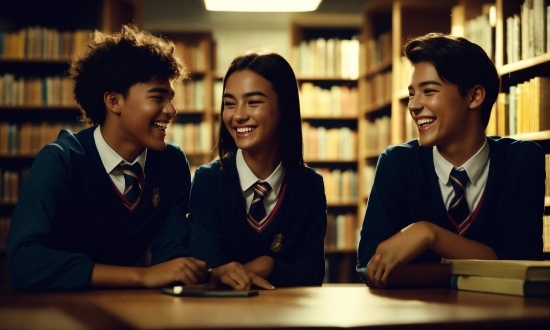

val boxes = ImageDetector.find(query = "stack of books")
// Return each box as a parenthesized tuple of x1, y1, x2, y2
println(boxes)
(448, 259, 550, 297)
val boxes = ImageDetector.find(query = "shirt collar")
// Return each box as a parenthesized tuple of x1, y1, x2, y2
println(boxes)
(433, 137, 489, 186)
(93, 125, 146, 173)
(236, 148, 285, 195)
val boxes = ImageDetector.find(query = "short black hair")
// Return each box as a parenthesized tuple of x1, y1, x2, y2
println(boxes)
(217, 52, 304, 172)
(70, 24, 186, 125)
(404, 32, 499, 128)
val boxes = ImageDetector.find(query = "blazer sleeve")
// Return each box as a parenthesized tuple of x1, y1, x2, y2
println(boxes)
(150, 148, 192, 264)
(6, 145, 94, 291)
(493, 142, 545, 260)
(357, 148, 409, 273)
(268, 172, 327, 287)
(187, 166, 227, 268)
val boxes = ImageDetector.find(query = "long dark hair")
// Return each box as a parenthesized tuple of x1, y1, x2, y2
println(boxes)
(217, 52, 304, 172)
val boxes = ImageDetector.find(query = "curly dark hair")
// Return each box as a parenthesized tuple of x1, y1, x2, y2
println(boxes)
(70, 24, 186, 126)
(404, 32, 499, 128)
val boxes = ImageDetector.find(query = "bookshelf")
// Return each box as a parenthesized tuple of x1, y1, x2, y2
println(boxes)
(0, 0, 142, 291)
(290, 23, 361, 283)
(158, 32, 217, 173)
(358, 0, 550, 257)
(358, 0, 455, 231)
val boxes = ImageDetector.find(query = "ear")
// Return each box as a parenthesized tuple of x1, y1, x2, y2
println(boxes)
(468, 85, 485, 110)
(104, 92, 123, 114)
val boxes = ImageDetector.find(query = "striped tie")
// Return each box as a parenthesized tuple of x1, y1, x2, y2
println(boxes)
(248, 181, 272, 223)
(448, 169, 470, 233)
(119, 163, 143, 210)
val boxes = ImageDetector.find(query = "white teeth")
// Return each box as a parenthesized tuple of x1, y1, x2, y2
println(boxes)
(152, 122, 168, 131)
(237, 127, 254, 133)
(417, 118, 435, 126)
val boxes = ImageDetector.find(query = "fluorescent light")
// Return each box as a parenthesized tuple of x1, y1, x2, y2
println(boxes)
(204, 0, 322, 12)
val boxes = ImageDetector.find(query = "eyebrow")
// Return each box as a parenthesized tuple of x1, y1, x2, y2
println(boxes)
(223, 91, 268, 99)
(408, 80, 443, 90)
(147, 87, 174, 97)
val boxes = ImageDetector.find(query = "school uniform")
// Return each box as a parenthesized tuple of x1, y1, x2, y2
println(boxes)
(6, 126, 192, 291)
(357, 137, 546, 280)
(188, 150, 327, 287)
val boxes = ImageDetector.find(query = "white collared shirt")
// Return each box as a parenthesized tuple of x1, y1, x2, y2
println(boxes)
(236, 148, 285, 215)
(93, 126, 146, 194)
(433, 138, 490, 213)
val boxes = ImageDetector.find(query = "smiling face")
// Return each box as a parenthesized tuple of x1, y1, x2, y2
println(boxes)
(222, 69, 281, 158)
(104, 78, 176, 161)
(407, 61, 475, 149)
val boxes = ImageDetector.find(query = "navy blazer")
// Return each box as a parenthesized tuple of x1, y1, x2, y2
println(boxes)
(358, 137, 546, 271)
(188, 155, 327, 287)
(7, 126, 192, 291)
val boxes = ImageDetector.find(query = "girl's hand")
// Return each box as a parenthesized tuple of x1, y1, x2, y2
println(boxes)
(140, 257, 208, 288)
(210, 262, 274, 290)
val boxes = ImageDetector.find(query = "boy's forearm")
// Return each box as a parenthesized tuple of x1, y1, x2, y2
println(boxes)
(90, 264, 144, 288)
(427, 222, 498, 260)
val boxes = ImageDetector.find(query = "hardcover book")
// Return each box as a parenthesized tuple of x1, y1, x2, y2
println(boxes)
(449, 259, 550, 281)
(450, 275, 550, 297)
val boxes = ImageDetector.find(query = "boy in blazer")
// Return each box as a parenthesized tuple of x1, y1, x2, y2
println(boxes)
(7, 25, 207, 291)
(357, 33, 546, 288)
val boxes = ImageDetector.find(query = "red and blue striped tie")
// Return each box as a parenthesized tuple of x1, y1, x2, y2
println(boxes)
(248, 181, 272, 223)
(448, 169, 470, 234)
(119, 163, 143, 210)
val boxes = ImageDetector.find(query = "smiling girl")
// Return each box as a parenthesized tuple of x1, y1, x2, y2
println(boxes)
(188, 52, 327, 290)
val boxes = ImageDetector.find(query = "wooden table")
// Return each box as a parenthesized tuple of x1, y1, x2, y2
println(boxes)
(1, 284, 549, 329)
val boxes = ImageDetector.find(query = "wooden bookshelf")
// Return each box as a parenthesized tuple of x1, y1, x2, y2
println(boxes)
(0, 0, 143, 280)
(290, 22, 361, 283)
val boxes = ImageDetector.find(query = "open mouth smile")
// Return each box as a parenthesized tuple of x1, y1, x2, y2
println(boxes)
(152, 122, 168, 132)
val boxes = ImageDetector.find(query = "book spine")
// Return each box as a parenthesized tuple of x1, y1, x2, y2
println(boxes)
(450, 275, 459, 290)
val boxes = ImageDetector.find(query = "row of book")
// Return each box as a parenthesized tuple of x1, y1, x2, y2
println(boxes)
(404, 108, 419, 143)
(292, 37, 360, 79)
(395, 57, 413, 95)
(315, 168, 358, 204)
(464, 4, 495, 59)
(0, 217, 10, 252)
(506, 0, 550, 65)
(493, 76, 550, 136)
(213, 80, 223, 111)
(364, 115, 390, 155)
(173, 41, 208, 72)
(300, 83, 358, 117)
(325, 212, 358, 250)
(544, 214, 550, 253)
(166, 122, 212, 154)
(360, 71, 391, 110)
(173, 79, 206, 112)
(0, 122, 82, 155)
(0, 168, 29, 204)
(362, 165, 375, 199)
(302, 123, 357, 160)
(364, 31, 391, 72)
(0, 27, 89, 60)
(0, 74, 76, 107)
(449, 259, 550, 297)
